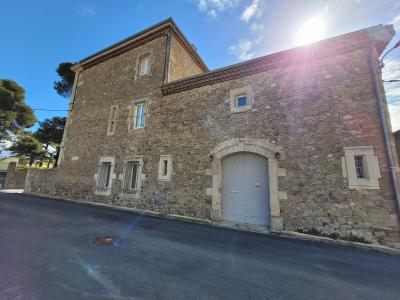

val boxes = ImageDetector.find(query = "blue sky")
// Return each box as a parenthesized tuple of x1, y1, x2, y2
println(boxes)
(1, 0, 400, 130)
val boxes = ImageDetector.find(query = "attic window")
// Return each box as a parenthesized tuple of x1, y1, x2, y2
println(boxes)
(138, 54, 150, 76)
(229, 86, 254, 113)
(236, 95, 248, 107)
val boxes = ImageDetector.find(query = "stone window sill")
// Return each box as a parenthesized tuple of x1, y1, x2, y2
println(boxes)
(231, 107, 252, 113)
(120, 191, 141, 199)
(136, 73, 152, 80)
(129, 127, 146, 133)
(95, 190, 111, 196)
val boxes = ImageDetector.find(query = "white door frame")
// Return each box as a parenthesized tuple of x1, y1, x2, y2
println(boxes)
(209, 138, 284, 231)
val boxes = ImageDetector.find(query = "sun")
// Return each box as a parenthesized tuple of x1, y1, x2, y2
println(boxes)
(296, 16, 326, 46)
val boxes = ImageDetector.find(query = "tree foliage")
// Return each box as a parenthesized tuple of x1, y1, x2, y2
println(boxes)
(8, 117, 66, 168)
(54, 62, 75, 98)
(0, 79, 36, 140)
(34, 117, 66, 146)
(34, 116, 66, 166)
(8, 132, 44, 166)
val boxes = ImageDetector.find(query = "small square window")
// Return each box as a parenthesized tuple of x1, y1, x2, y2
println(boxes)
(162, 160, 168, 176)
(236, 95, 247, 107)
(229, 87, 254, 113)
(158, 155, 172, 181)
(342, 146, 381, 189)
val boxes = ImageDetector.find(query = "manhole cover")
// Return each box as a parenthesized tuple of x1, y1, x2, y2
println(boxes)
(93, 235, 120, 246)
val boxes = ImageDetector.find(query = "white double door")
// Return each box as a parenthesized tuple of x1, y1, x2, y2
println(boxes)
(221, 153, 269, 226)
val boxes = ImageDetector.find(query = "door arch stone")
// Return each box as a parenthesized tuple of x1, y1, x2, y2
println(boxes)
(209, 138, 284, 231)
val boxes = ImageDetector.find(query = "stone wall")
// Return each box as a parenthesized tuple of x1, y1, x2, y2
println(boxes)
(3, 162, 28, 189)
(42, 25, 400, 248)
(25, 169, 58, 197)
(168, 35, 204, 82)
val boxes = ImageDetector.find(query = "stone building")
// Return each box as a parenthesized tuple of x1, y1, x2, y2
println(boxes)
(26, 18, 400, 248)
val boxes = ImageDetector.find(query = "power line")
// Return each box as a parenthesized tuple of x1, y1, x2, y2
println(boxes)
(31, 109, 70, 111)
(382, 68, 400, 73)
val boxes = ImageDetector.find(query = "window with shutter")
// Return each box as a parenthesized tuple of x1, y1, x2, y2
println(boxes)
(122, 158, 143, 196)
(95, 158, 114, 195)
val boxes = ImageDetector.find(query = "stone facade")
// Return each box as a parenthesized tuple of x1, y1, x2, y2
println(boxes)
(25, 169, 57, 196)
(26, 19, 400, 248)
(3, 162, 28, 189)
(167, 35, 205, 82)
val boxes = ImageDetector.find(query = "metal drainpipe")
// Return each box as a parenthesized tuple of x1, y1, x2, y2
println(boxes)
(368, 47, 400, 216)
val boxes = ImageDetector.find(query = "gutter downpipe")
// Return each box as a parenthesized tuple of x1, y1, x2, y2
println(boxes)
(163, 28, 172, 84)
(368, 47, 400, 217)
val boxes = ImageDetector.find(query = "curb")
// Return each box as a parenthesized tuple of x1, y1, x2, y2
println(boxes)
(209, 219, 400, 256)
(22, 192, 212, 225)
(17, 192, 400, 256)
(274, 231, 400, 256)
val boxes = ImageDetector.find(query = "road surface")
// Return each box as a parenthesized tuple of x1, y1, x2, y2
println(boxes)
(1, 193, 399, 300)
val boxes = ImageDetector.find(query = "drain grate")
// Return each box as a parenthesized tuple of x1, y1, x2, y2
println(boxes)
(93, 235, 120, 246)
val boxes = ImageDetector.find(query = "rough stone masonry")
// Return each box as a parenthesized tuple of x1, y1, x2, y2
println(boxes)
(25, 18, 400, 248)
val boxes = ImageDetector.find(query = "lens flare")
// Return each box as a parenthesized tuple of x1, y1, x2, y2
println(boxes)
(296, 16, 326, 46)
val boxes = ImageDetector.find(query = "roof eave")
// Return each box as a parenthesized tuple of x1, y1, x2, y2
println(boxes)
(73, 17, 208, 72)
(161, 24, 395, 95)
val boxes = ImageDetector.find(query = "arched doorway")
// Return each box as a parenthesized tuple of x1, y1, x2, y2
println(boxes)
(209, 138, 284, 231)
(221, 152, 269, 225)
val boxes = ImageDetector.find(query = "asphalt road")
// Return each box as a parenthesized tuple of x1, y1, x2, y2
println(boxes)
(1, 193, 400, 300)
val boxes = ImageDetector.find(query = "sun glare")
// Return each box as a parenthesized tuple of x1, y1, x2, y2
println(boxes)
(296, 16, 326, 46)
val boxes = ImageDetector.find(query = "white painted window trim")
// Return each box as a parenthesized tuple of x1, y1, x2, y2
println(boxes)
(158, 155, 173, 181)
(107, 104, 118, 135)
(128, 98, 148, 131)
(95, 156, 115, 196)
(121, 156, 144, 198)
(229, 86, 254, 113)
(342, 146, 381, 189)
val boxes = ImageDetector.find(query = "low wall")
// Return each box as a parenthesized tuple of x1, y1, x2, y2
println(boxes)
(3, 162, 28, 189)
(25, 168, 58, 196)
